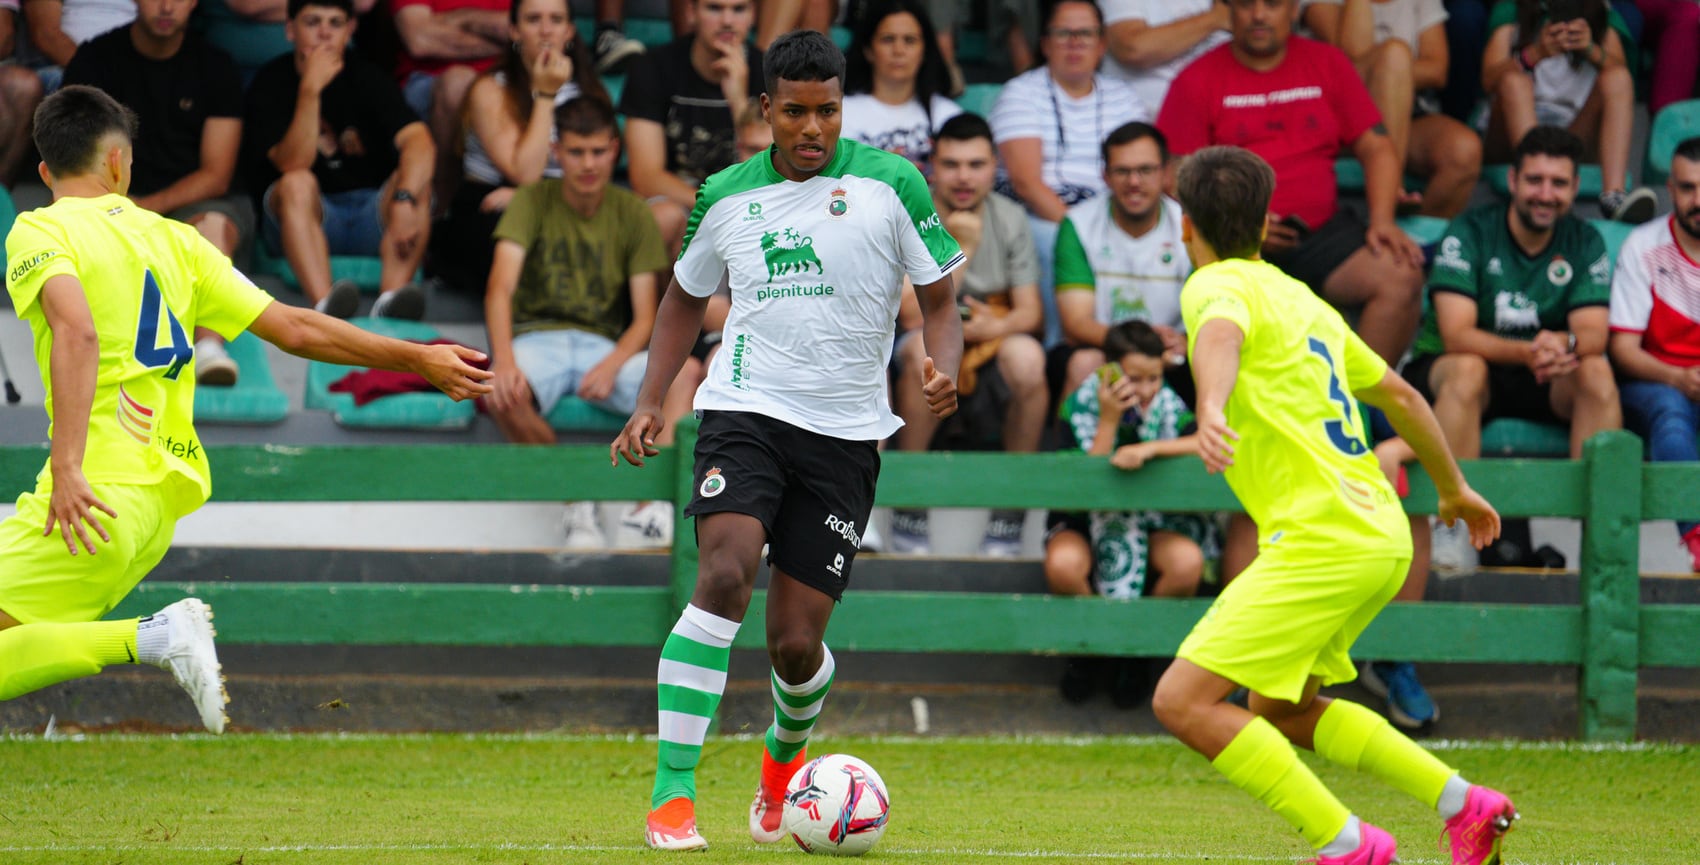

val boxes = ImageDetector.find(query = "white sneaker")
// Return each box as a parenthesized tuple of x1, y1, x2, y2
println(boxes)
(561, 501, 607, 549)
(194, 338, 239, 387)
(146, 598, 228, 734)
(1430, 517, 1478, 577)
(860, 514, 885, 554)
(614, 500, 673, 548)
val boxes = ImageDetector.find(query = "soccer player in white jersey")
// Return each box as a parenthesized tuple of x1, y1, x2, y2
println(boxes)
(611, 29, 966, 852)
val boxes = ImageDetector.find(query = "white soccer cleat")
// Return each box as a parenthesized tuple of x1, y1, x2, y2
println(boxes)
(152, 598, 229, 734)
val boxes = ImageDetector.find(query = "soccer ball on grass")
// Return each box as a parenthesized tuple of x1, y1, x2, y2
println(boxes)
(781, 753, 890, 856)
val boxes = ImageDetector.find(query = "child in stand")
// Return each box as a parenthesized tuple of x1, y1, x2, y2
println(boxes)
(1045, 320, 1215, 707)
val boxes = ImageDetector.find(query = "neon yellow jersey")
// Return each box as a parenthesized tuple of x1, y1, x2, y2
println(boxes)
(5, 194, 274, 517)
(1182, 258, 1411, 558)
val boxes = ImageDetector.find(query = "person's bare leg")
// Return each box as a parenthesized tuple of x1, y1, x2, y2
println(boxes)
(379, 184, 430, 294)
(1579, 65, 1634, 192)
(1487, 72, 1538, 160)
(1219, 513, 1257, 585)
(270, 170, 333, 305)
(429, 66, 479, 211)
(997, 334, 1048, 453)
(1364, 40, 1415, 170)
(1062, 347, 1105, 398)
(1426, 353, 1489, 460)
(1549, 355, 1622, 458)
(755, 0, 803, 49)
(1320, 245, 1424, 363)
(1408, 114, 1483, 218)
(1147, 530, 1203, 598)
(490, 395, 559, 444)
(0, 66, 43, 186)
(1043, 529, 1094, 595)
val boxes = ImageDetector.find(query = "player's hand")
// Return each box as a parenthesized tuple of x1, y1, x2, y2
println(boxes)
(921, 356, 957, 419)
(481, 186, 515, 213)
(531, 41, 573, 95)
(1262, 216, 1300, 255)
(1438, 485, 1501, 550)
(1365, 220, 1421, 268)
(300, 43, 343, 95)
(417, 344, 493, 401)
(611, 405, 665, 467)
(1194, 406, 1239, 474)
(1110, 442, 1155, 471)
(485, 362, 531, 414)
(44, 467, 116, 556)
(1153, 324, 1187, 364)
(577, 356, 620, 402)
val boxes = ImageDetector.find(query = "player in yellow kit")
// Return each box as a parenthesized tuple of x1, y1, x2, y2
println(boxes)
(1148, 145, 1517, 865)
(1, 85, 492, 732)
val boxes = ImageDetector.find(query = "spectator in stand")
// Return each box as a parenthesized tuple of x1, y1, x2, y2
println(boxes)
(755, 0, 834, 49)
(432, 0, 606, 294)
(1481, 0, 1656, 223)
(1610, 136, 1700, 573)
(842, 0, 961, 172)
(195, 0, 375, 84)
(243, 0, 433, 319)
(21, 0, 134, 90)
(1301, 0, 1484, 218)
(0, 0, 44, 187)
(1052, 121, 1189, 402)
(925, 0, 1039, 90)
(589, 0, 645, 74)
(391, 0, 509, 209)
(1440, 0, 1490, 122)
(1046, 320, 1211, 707)
(483, 97, 684, 549)
(1633, 0, 1699, 115)
(887, 112, 1045, 557)
(1098, 0, 1229, 114)
(990, 0, 1147, 348)
(1405, 126, 1620, 574)
(62, 0, 251, 387)
(619, 0, 763, 257)
(1157, 0, 1425, 365)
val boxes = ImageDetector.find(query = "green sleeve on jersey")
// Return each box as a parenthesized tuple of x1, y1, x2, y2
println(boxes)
(1427, 215, 1480, 300)
(492, 182, 543, 249)
(881, 152, 964, 272)
(1572, 222, 1613, 309)
(1053, 217, 1094, 292)
(678, 158, 769, 260)
(4, 216, 76, 315)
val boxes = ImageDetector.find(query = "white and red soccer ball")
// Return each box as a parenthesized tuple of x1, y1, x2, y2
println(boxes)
(781, 753, 890, 856)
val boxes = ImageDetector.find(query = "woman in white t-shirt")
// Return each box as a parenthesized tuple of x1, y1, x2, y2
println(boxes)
(434, 0, 608, 292)
(842, 0, 962, 171)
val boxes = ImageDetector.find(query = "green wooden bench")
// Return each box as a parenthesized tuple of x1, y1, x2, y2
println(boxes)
(0, 430, 1691, 741)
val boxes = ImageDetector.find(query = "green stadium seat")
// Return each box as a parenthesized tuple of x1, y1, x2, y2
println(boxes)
(1481, 418, 1569, 457)
(1589, 218, 1634, 264)
(0, 184, 15, 271)
(1333, 157, 1425, 193)
(830, 25, 851, 51)
(1488, 163, 1615, 199)
(304, 318, 477, 430)
(624, 17, 673, 48)
(1643, 99, 1700, 186)
(1396, 214, 1449, 248)
(194, 331, 289, 424)
(251, 241, 406, 293)
(546, 396, 626, 432)
(603, 73, 624, 109)
(956, 83, 1001, 118)
(957, 29, 988, 64)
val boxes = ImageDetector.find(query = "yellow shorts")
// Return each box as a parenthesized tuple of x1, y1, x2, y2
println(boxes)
(0, 483, 177, 624)
(1177, 550, 1409, 704)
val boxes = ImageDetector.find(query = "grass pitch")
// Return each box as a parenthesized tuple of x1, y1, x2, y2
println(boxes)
(0, 733, 1694, 864)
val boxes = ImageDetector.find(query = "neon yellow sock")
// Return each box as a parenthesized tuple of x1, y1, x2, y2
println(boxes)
(1212, 715, 1351, 849)
(0, 619, 139, 700)
(1313, 698, 1454, 808)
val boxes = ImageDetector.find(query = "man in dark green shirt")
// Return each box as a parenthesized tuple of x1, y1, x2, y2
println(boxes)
(1403, 126, 1621, 461)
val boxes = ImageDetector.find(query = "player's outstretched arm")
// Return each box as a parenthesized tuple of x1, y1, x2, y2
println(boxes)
(611, 276, 709, 467)
(1354, 368, 1501, 549)
(38, 274, 117, 554)
(246, 301, 493, 401)
(1188, 318, 1243, 474)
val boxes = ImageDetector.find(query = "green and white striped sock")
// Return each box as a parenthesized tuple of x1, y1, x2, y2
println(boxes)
(764, 644, 835, 763)
(652, 604, 739, 808)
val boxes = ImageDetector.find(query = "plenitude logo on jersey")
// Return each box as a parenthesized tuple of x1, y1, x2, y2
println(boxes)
(756, 227, 836, 302)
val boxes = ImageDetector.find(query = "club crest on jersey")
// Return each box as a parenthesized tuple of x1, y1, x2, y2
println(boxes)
(828, 187, 848, 218)
(761, 228, 823, 280)
(1547, 257, 1573, 286)
(700, 467, 727, 498)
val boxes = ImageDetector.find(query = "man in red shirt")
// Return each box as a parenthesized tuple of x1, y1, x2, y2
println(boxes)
(1156, 0, 1424, 364)
(392, 0, 510, 204)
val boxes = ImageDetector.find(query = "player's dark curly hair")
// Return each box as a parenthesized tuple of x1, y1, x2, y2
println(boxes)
(1175, 146, 1274, 261)
(765, 29, 846, 95)
(34, 85, 137, 178)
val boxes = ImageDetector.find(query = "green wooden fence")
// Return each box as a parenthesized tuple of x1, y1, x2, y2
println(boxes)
(0, 429, 1694, 741)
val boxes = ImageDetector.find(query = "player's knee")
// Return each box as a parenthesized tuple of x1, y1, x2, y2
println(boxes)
(1149, 674, 1195, 733)
(767, 628, 821, 676)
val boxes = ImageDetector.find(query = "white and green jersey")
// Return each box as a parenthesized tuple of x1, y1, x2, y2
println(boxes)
(1054, 196, 1189, 330)
(678, 138, 965, 439)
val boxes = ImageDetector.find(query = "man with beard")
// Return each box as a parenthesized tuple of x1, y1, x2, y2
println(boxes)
(1609, 135, 1700, 573)
(887, 111, 1045, 557)
(63, 0, 251, 386)
(1404, 125, 1621, 573)
(1052, 121, 1191, 403)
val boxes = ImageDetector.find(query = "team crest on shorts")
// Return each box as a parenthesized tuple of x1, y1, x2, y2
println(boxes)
(828, 187, 848, 218)
(700, 467, 727, 498)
